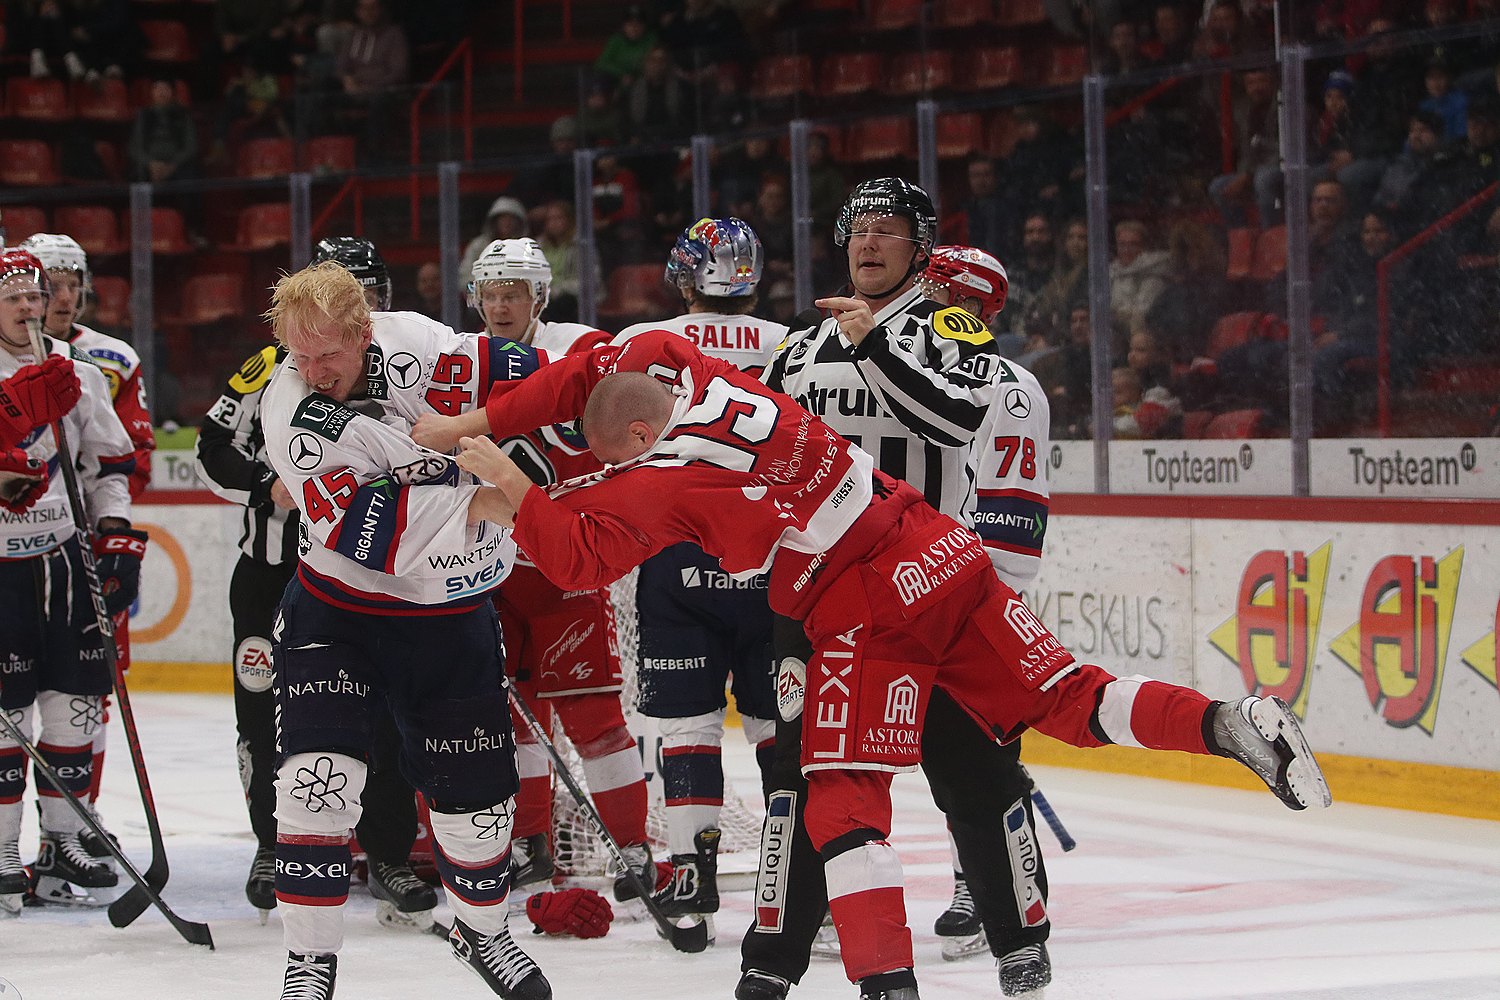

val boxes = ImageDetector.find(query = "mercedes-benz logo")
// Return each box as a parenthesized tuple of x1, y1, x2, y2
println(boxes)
(1004, 387, 1031, 418)
(289, 432, 324, 470)
(385, 352, 421, 389)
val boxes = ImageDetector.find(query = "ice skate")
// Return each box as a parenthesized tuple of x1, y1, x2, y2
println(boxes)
(30, 830, 116, 906)
(247, 845, 277, 920)
(281, 951, 336, 1000)
(998, 943, 1050, 997)
(735, 970, 790, 1000)
(0, 841, 26, 917)
(934, 874, 988, 960)
(858, 970, 919, 1000)
(652, 827, 719, 916)
(510, 834, 555, 892)
(369, 859, 439, 933)
(448, 917, 552, 1000)
(608, 841, 653, 902)
(1211, 696, 1332, 810)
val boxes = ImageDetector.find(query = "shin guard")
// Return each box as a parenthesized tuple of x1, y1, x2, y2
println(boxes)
(275, 752, 366, 956)
(659, 710, 725, 856)
(428, 800, 516, 937)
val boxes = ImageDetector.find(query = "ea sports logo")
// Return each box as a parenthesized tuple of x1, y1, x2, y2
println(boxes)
(236, 636, 275, 693)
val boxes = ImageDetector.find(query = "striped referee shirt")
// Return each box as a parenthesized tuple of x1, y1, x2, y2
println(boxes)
(195, 345, 301, 566)
(764, 286, 1001, 520)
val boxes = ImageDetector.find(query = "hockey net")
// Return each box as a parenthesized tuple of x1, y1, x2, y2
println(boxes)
(548, 568, 765, 880)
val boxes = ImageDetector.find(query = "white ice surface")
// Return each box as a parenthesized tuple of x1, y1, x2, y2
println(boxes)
(2, 692, 1498, 1000)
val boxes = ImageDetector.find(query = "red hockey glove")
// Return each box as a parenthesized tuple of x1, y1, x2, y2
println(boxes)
(526, 888, 613, 939)
(0, 357, 82, 446)
(94, 526, 148, 616)
(0, 447, 48, 513)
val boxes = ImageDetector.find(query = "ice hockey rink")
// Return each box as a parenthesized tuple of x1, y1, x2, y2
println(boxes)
(2, 692, 1497, 1000)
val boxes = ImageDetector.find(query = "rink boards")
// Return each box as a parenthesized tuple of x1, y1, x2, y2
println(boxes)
(123, 490, 1500, 821)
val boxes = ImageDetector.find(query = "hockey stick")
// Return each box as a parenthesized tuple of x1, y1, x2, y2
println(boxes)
(1019, 765, 1076, 852)
(505, 688, 710, 954)
(25, 320, 172, 929)
(0, 708, 213, 948)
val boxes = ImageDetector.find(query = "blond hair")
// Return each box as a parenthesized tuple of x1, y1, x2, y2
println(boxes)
(265, 260, 370, 346)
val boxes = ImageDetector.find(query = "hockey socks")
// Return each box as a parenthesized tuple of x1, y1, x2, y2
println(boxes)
(823, 834, 912, 984)
(276, 834, 353, 953)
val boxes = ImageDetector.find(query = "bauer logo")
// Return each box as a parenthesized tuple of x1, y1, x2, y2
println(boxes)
(1207, 543, 1331, 718)
(1328, 548, 1463, 733)
(235, 636, 275, 694)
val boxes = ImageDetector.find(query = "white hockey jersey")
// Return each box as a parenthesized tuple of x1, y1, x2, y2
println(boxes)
(261, 311, 520, 611)
(614, 311, 786, 371)
(65, 322, 154, 497)
(964, 358, 1051, 589)
(528, 319, 612, 356)
(0, 338, 133, 559)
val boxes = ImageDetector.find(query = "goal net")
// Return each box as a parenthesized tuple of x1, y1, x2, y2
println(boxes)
(548, 568, 765, 881)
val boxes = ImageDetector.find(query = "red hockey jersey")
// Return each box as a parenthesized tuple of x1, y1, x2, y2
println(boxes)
(484, 330, 907, 620)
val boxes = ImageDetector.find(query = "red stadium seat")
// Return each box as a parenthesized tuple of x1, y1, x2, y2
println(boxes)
(1225, 227, 1257, 282)
(997, 0, 1048, 27)
(1251, 225, 1288, 282)
(54, 206, 126, 256)
(231, 203, 292, 251)
(868, 0, 925, 30)
(985, 110, 1020, 157)
(598, 264, 674, 321)
(74, 78, 132, 123)
(141, 20, 197, 63)
(885, 51, 954, 96)
(960, 47, 1025, 90)
(130, 78, 191, 109)
(238, 137, 296, 178)
(937, 112, 984, 159)
(750, 55, 814, 101)
(1, 206, 48, 244)
(7, 78, 71, 122)
(935, 0, 995, 28)
(844, 116, 915, 162)
(1206, 311, 1263, 358)
(303, 135, 358, 174)
(819, 52, 885, 98)
(88, 276, 130, 328)
(1204, 409, 1266, 439)
(1181, 409, 1214, 439)
(172, 273, 244, 326)
(150, 207, 194, 254)
(1044, 45, 1089, 87)
(92, 139, 123, 181)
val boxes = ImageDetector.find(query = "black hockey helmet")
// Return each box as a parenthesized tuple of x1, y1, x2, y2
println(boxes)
(311, 236, 391, 310)
(834, 178, 938, 252)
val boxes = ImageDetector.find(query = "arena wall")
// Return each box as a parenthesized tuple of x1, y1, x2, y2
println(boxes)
(130, 451, 1500, 820)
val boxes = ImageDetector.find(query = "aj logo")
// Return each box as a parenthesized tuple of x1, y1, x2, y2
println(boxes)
(1209, 543, 1331, 718)
(1329, 548, 1463, 733)
(1458, 591, 1498, 697)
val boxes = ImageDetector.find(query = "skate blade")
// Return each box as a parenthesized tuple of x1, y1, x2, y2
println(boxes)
(28, 876, 110, 908)
(258, 908, 270, 926)
(940, 929, 990, 962)
(1256, 697, 1332, 809)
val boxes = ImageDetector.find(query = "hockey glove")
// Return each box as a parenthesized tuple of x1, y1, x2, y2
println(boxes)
(0, 448, 48, 513)
(526, 887, 613, 939)
(94, 526, 148, 616)
(0, 356, 82, 445)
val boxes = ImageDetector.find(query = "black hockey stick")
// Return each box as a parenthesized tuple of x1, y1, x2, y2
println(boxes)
(0, 707, 213, 948)
(505, 688, 710, 954)
(1021, 764, 1076, 852)
(25, 320, 173, 929)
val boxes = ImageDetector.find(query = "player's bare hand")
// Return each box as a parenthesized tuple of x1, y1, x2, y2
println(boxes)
(457, 435, 519, 486)
(411, 412, 462, 452)
(814, 295, 876, 346)
(269, 477, 296, 510)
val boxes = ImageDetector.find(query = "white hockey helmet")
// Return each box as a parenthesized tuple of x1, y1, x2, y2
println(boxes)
(469, 238, 551, 316)
(20, 233, 89, 312)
